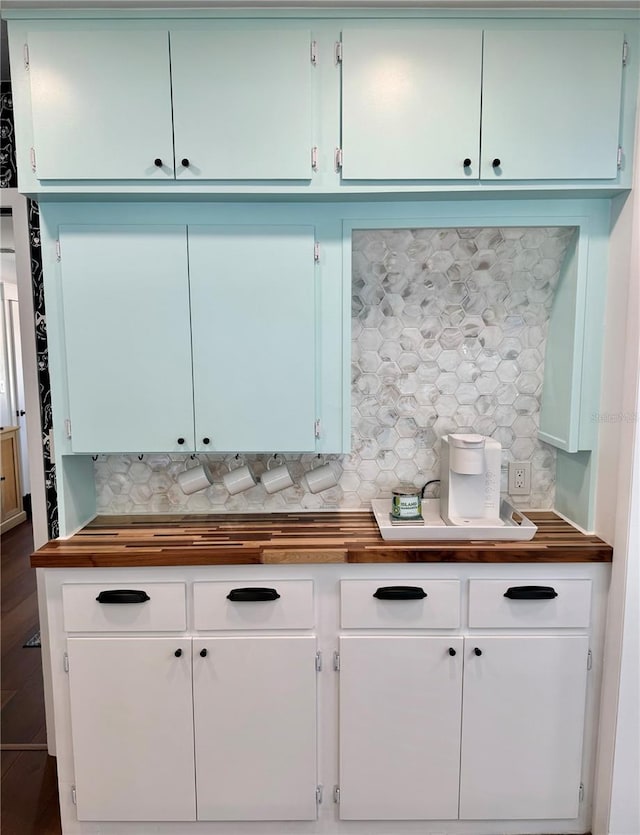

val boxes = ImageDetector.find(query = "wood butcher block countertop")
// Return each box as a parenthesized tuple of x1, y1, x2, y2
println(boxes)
(31, 510, 613, 567)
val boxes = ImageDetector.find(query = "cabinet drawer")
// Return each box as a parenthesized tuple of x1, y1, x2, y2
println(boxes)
(340, 580, 460, 629)
(468, 579, 592, 628)
(193, 580, 314, 630)
(62, 583, 187, 632)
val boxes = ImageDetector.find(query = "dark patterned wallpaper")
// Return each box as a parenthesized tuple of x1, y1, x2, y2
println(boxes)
(27, 201, 59, 538)
(0, 81, 17, 189)
(1, 78, 59, 539)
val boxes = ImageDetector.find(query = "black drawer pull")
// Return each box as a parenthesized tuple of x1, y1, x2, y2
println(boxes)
(474, 647, 482, 656)
(226, 587, 281, 602)
(200, 648, 208, 657)
(504, 585, 558, 600)
(448, 647, 457, 656)
(373, 586, 427, 600)
(96, 589, 150, 604)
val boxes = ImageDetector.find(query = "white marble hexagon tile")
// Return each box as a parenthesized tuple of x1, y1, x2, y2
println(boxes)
(95, 226, 575, 514)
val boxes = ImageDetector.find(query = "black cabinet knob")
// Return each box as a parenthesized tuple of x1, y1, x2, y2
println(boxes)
(202, 437, 210, 445)
(474, 647, 482, 656)
(154, 158, 163, 167)
(448, 647, 457, 656)
(174, 648, 183, 657)
(463, 158, 472, 168)
(181, 158, 190, 167)
(177, 437, 185, 445)
(200, 648, 208, 657)
(492, 158, 501, 168)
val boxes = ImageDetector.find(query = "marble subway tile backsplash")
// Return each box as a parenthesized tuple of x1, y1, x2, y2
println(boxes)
(95, 226, 575, 514)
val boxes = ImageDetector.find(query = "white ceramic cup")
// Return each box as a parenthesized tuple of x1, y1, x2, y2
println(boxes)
(303, 460, 341, 494)
(177, 462, 214, 495)
(261, 457, 294, 494)
(222, 458, 257, 495)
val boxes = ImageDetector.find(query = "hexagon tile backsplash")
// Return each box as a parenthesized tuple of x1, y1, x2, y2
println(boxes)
(95, 226, 575, 515)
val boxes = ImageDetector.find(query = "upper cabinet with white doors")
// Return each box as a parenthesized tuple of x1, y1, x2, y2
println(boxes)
(55, 222, 344, 454)
(7, 17, 637, 195)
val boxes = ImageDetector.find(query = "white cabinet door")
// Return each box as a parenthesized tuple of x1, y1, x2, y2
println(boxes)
(481, 30, 624, 180)
(189, 226, 317, 452)
(459, 635, 589, 819)
(193, 636, 318, 820)
(341, 27, 482, 180)
(28, 30, 174, 180)
(59, 226, 195, 453)
(339, 635, 463, 819)
(170, 26, 313, 180)
(66, 637, 196, 821)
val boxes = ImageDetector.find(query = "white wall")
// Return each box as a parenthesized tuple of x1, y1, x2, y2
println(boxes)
(609, 423, 640, 835)
(592, 87, 640, 835)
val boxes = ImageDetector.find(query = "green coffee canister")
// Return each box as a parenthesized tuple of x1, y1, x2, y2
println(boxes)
(391, 485, 422, 520)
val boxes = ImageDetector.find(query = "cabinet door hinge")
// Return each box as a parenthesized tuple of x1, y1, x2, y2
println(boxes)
(63, 653, 69, 673)
(314, 241, 320, 262)
(29, 147, 36, 173)
(333, 650, 340, 671)
(622, 40, 629, 66)
(71, 785, 77, 805)
(579, 782, 585, 802)
(310, 40, 318, 65)
(333, 785, 340, 804)
(617, 147, 623, 169)
(311, 146, 319, 171)
(65, 419, 72, 439)
(335, 147, 343, 172)
(335, 41, 343, 63)
(315, 650, 322, 672)
(587, 649, 593, 670)
(55, 240, 61, 261)
(314, 418, 321, 438)
(316, 784, 323, 804)
(23, 44, 30, 70)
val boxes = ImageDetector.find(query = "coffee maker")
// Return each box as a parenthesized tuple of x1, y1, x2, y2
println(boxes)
(440, 434, 503, 527)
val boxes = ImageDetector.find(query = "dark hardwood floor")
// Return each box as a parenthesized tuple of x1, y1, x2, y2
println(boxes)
(1, 520, 62, 834)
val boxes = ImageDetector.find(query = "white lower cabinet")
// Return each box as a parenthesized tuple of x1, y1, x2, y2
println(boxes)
(63, 579, 318, 824)
(66, 637, 197, 821)
(338, 635, 464, 820)
(459, 635, 590, 820)
(50, 567, 604, 834)
(193, 636, 318, 820)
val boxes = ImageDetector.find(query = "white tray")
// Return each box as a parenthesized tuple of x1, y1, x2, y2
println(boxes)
(372, 498, 538, 542)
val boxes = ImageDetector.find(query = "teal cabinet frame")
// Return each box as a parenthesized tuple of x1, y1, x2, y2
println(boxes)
(6, 14, 638, 199)
(40, 199, 609, 536)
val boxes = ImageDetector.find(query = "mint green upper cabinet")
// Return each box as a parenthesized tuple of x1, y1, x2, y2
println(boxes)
(170, 28, 313, 180)
(340, 28, 482, 180)
(27, 31, 175, 180)
(59, 226, 194, 453)
(481, 30, 624, 180)
(189, 226, 317, 452)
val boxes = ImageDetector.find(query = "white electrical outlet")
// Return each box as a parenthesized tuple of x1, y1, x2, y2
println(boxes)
(508, 461, 531, 495)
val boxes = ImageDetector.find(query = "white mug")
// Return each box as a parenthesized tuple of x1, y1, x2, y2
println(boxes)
(222, 457, 257, 495)
(177, 462, 214, 495)
(302, 460, 341, 494)
(261, 457, 294, 494)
